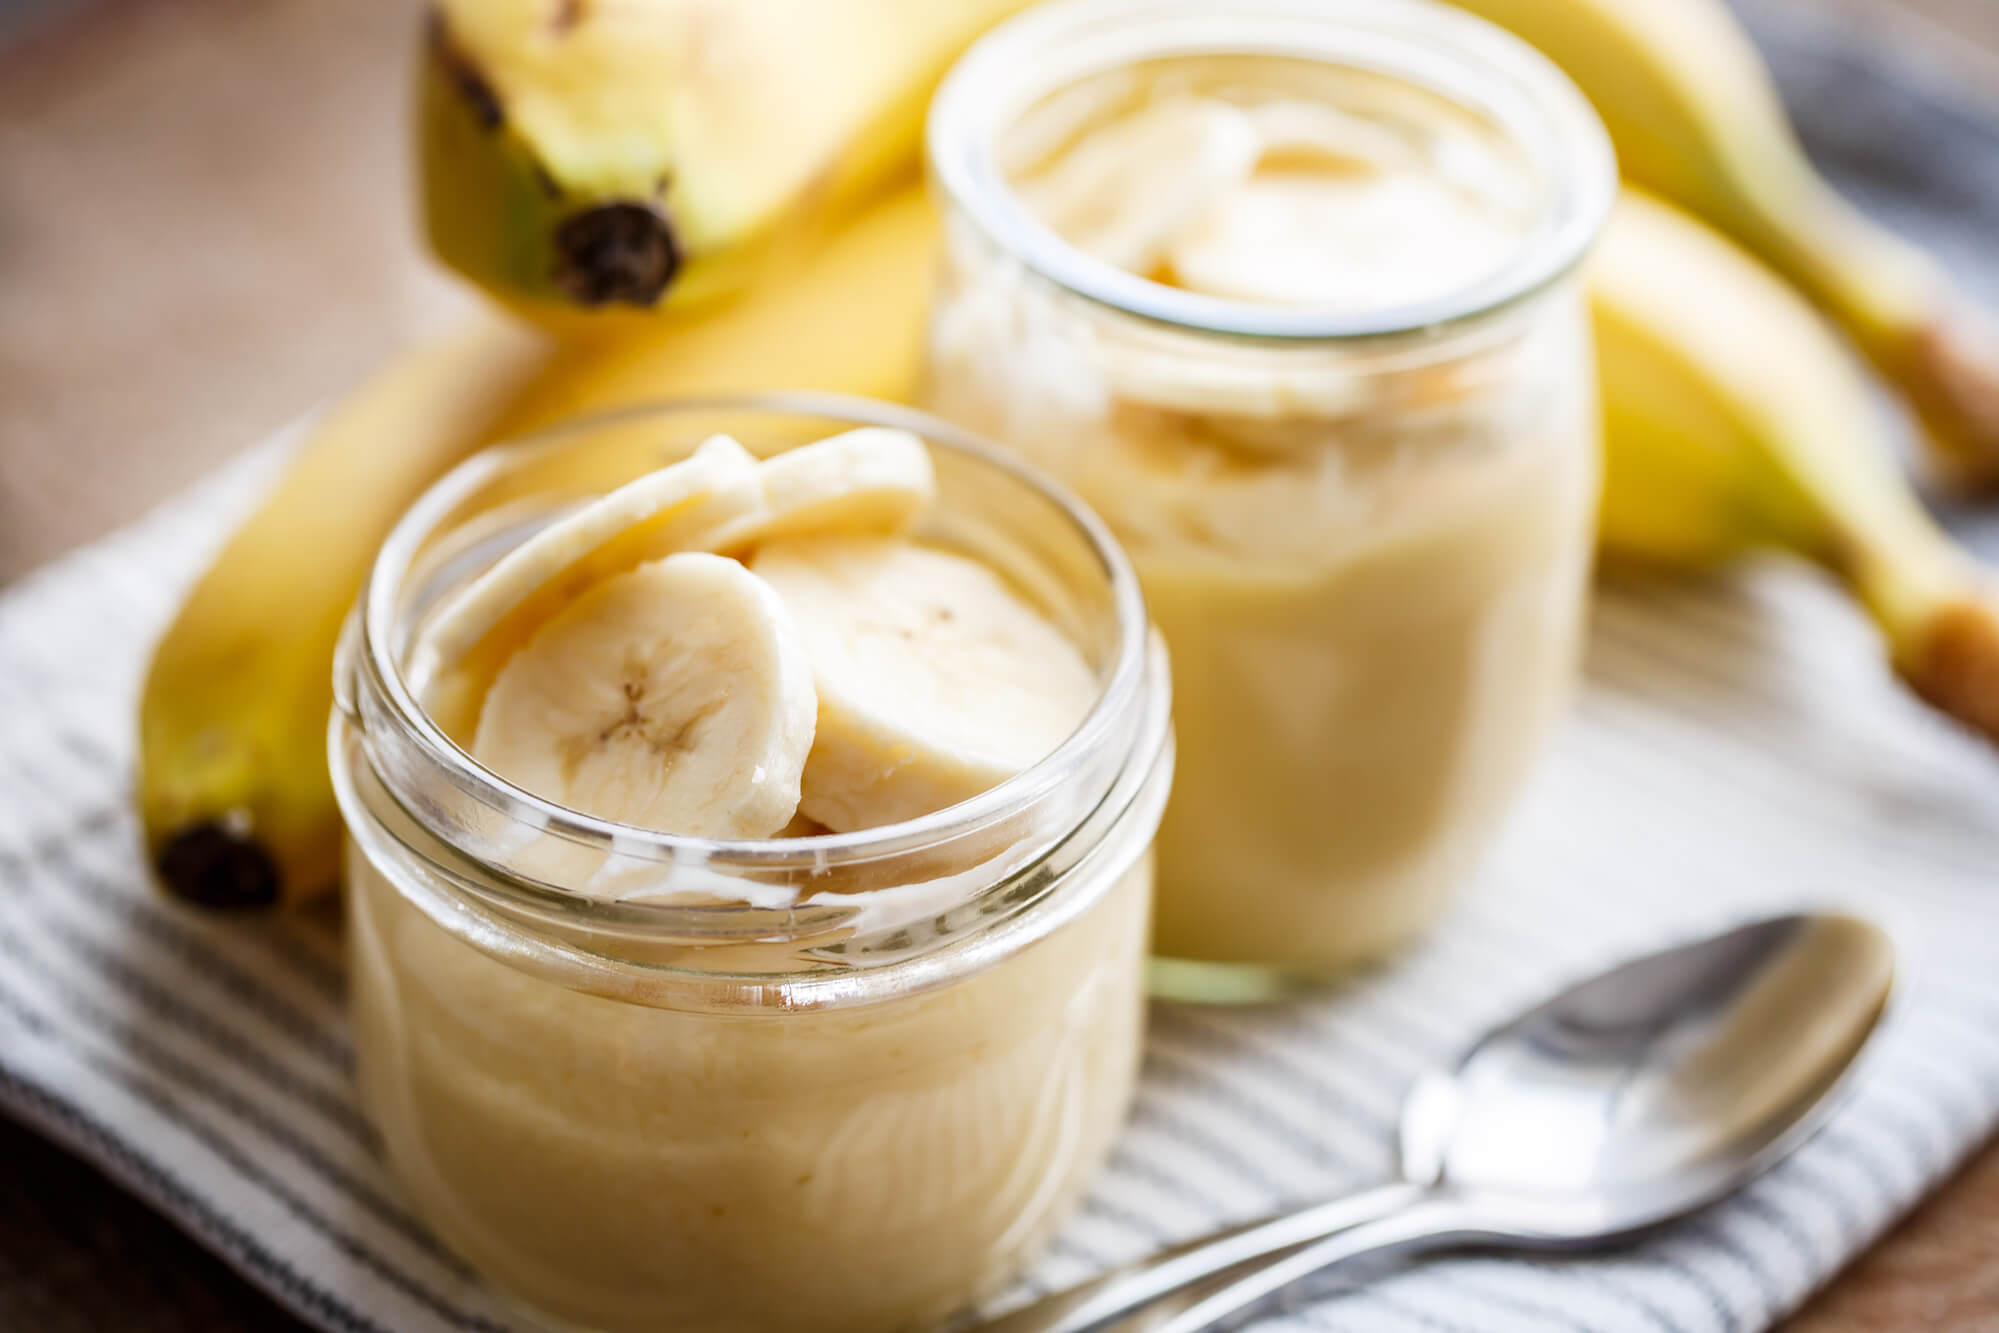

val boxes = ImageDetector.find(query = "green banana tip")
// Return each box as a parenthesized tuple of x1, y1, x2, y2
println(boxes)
(154, 819, 282, 910)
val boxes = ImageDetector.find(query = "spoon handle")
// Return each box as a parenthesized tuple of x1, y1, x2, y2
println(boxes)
(1121, 1194, 1477, 1333)
(977, 1182, 1431, 1333)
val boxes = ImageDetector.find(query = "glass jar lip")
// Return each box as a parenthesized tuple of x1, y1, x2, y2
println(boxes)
(349, 391, 1158, 891)
(926, 0, 1617, 343)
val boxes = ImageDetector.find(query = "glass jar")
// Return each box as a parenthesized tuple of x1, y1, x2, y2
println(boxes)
(330, 396, 1172, 1333)
(925, 0, 1615, 999)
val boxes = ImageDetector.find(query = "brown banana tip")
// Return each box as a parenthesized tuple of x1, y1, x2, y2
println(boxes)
(155, 820, 281, 910)
(1903, 597, 1999, 746)
(1917, 305, 1999, 487)
(554, 203, 680, 307)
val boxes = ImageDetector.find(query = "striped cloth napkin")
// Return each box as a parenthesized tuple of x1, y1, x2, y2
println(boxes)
(3, 6, 1999, 1331)
(12, 439, 1999, 1333)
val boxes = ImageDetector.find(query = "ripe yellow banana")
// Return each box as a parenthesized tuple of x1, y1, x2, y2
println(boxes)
(1592, 188, 1999, 741)
(421, 0, 1028, 323)
(1449, 0, 1999, 487)
(140, 187, 939, 907)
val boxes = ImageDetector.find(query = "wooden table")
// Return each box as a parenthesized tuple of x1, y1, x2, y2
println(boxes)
(1, 0, 1995, 1328)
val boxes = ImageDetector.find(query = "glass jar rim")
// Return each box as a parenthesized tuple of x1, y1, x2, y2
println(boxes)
(926, 0, 1617, 343)
(343, 390, 1157, 880)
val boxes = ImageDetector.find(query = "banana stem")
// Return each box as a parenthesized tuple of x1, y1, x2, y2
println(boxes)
(1899, 595, 1999, 744)
(1838, 510, 1999, 746)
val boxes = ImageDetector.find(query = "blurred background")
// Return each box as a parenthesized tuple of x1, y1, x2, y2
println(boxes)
(0, 0, 1996, 1329)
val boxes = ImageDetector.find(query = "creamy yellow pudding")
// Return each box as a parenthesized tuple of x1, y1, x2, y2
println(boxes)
(346, 856, 1150, 1333)
(926, 1, 1614, 991)
(333, 404, 1172, 1332)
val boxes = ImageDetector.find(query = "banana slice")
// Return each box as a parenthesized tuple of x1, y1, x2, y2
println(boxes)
(1164, 172, 1521, 309)
(472, 552, 817, 838)
(1244, 98, 1418, 173)
(714, 427, 936, 550)
(1017, 97, 1262, 275)
(424, 434, 763, 678)
(749, 536, 1098, 831)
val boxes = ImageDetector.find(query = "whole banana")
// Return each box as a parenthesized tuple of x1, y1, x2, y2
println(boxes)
(1448, 0, 1999, 487)
(140, 187, 939, 907)
(1592, 188, 1999, 740)
(421, 0, 1030, 323)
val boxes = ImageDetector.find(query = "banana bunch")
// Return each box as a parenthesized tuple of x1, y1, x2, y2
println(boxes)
(1594, 190, 1999, 737)
(141, 0, 1999, 907)
(1448, 0, 1999, 487)
(142, 182, 1999, 908)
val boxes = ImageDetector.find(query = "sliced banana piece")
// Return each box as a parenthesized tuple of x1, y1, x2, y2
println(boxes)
(713, 427, 936, 550)
(1164, 172, 1521, 309)
(473, 552, 816, 838)
(1244, 98, 1419, 173)
(1017, 96, 1263, 275)
(424, 434, 763, 678)
(750, 536, 1098, 831)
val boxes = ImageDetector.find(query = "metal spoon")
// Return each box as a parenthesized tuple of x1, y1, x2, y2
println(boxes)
(981, 912, 1894, 1333)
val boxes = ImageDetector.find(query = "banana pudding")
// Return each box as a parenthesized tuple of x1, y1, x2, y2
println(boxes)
(927, 0, 1615, 993)
(332, 402, 1172, 1332)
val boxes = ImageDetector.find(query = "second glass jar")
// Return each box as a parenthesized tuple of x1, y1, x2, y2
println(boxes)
(926, 0, 1616, 996)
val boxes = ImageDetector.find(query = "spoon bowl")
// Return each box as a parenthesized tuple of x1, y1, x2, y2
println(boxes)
(1402, 912, 1894, 1238)
(981, 911, 1895, 1333)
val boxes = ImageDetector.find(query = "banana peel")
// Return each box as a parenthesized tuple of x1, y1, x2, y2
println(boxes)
(420, 0, 1028, 323)
(1592, 189, 1999, 741)
(1449, 0, 1999, 489)
(140, 187, 940, 907)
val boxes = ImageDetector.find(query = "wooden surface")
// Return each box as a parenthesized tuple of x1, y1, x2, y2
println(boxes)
(0, 0, 467, 582)
(1, 0, 1997, 1329)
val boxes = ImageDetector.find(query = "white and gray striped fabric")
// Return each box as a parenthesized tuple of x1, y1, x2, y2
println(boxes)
(5, 8, 1999, 1331)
